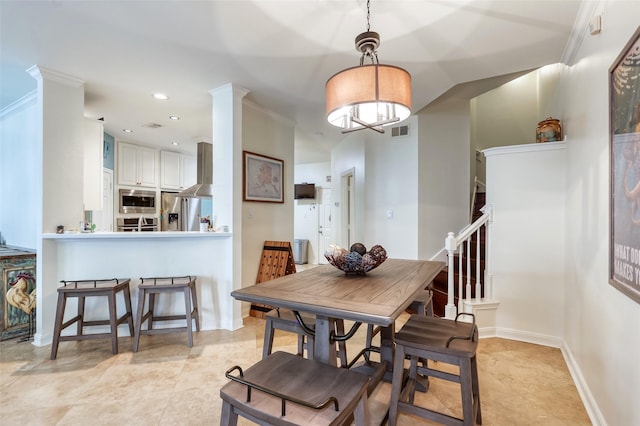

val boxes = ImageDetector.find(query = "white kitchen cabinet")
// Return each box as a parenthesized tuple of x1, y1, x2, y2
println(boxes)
(118, 142, 157, 187)
(83, 118, 104, 210)
(160, 151, 196, 190)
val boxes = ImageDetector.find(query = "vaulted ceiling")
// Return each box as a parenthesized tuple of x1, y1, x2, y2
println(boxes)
(1, 1, 586, 163)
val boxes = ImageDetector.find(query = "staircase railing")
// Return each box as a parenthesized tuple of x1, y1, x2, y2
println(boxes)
(444, 204, 492, 319)
(469, 177, 486, 222)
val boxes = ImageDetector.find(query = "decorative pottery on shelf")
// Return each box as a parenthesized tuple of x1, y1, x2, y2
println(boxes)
(324, 243, 387, 275)
(536, 117, 562, 143)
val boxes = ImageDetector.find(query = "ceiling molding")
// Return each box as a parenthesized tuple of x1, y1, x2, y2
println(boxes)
(561, 0, 602, 66)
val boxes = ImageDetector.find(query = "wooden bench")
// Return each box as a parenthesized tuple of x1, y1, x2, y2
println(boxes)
(220, 351, 370, 425)
(50, 278, 134, 360)
(133, 275, 200, 352)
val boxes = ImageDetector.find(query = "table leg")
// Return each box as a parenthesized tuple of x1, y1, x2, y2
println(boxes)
(379, 323, 396, 379)
(313, 315, 337, 366)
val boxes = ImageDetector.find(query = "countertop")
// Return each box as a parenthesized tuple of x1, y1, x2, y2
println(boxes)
(42, 231, 231, 240)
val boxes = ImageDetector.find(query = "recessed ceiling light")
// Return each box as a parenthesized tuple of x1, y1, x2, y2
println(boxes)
(169, 115, 180, 120)
(171, 142, 180, 146)
(123, 129, 133, 133)
(153, 93, 169, 100)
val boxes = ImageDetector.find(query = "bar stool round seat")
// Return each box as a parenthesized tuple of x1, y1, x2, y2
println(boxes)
(50, 278, 134, 360)
(389, 313, 481, 426)
(133, 275, 200, 352)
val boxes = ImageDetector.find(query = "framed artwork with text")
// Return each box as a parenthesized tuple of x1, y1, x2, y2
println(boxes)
(610, 26, 640, 303)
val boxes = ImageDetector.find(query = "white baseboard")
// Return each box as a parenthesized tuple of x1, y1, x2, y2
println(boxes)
(560, 341, 606, 426)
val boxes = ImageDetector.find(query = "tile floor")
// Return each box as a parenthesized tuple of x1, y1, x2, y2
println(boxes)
(1, 313, 590, 425)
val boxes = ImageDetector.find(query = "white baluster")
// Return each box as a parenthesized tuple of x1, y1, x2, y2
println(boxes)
(445, 232, 457, 319)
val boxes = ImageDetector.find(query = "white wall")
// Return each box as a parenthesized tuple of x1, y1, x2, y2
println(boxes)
(486, 143, 566, 343)
(364, 123, 419, 259)
(331, 132, 366, 248)
(555, 2, 640, 424)
(294, 161, 330, 264)
(418, 99, 471, 260)
(0, 91, 38, 249)
(472, 63, 568, 185)
(241, 101, 295, 295)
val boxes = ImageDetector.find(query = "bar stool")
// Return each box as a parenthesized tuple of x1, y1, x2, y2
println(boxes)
(220, 351, 370, 426)
(133, 275, 200, 352)
(262, 309, 349, 367)
(50, 278, 134, 360)
(389, 313, 481, 426)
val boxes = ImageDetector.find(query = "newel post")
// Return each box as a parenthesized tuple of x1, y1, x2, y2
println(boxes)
(445, 232, 457, 319)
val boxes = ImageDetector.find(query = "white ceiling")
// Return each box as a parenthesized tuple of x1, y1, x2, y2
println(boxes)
(1, 0, 586, 164)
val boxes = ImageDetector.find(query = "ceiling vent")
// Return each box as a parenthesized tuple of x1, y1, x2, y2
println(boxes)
(391, 125, 409, 137)
(142, 122, 163, 129)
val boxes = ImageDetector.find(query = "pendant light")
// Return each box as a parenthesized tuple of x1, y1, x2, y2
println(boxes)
(326, 0, 411, 134)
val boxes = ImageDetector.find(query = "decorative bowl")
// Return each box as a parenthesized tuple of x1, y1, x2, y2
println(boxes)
(324, 244, 387, 275)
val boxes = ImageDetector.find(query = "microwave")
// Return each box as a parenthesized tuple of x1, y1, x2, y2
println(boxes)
(119, 189, 157, 214)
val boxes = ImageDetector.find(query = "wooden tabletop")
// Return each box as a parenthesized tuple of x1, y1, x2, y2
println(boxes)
(232, 258, 444, 327)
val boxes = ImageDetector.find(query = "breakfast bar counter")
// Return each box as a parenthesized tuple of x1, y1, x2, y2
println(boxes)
(36, 231, 239, 347)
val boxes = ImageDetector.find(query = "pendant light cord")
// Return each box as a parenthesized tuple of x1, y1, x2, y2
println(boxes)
(366, 0, 371, 32)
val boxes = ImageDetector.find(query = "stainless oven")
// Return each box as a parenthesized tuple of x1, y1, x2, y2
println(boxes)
(117, 217, 158, 232)
(119, 189, 156, 214)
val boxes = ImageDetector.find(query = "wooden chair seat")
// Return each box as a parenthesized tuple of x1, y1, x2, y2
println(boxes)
(220, 351, 370, 426)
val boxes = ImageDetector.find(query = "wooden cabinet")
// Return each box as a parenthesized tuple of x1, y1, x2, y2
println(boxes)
(118, 142, 157, 187)
(160, 151, 196, 190)
(0, 246, 36, 341)
(83, 118, 104, 210)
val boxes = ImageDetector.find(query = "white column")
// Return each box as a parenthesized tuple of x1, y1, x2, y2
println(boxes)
(209, 84, 249, 330)
(27, 66, 85, 345)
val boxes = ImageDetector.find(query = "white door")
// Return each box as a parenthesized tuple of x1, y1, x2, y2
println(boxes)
(318, 188, 332, 264)
(341, 171, 354, 248)
(92, 169, 114, 231)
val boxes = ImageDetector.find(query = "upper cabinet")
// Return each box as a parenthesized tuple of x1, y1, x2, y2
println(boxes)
(160, 151, 196, 190)
(83, 118, 104, 211)
(117, 142, 157, 187)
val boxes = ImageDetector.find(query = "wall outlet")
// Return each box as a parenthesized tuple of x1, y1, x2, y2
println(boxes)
(386, 210, 393, 219)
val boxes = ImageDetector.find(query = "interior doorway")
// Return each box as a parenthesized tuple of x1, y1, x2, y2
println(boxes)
(317, 187, 332, 264)
(92, 168, 114, 231)
(341, 170, 354, 248)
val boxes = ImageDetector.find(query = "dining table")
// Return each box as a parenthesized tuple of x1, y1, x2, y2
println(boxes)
(231, 258, 445, 375)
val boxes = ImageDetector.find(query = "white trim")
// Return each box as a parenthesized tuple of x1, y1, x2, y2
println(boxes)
(494, 326, 563, 348)
(26, 65, 84, 87)
(0, 90, 36, 117)
(483, 141, 566, 157)
(561, 0, 601, 66)
(561, 342, 606, 426)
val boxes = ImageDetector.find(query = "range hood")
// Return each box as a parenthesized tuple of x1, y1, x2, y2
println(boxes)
(178, 142, 214, 198)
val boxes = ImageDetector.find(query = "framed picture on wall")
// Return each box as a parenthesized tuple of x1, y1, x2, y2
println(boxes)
(243, 151, 284, 203)
(609, 26, 640, 303)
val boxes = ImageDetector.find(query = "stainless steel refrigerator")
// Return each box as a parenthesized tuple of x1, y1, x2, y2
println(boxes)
(160, 191, 201, 231)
